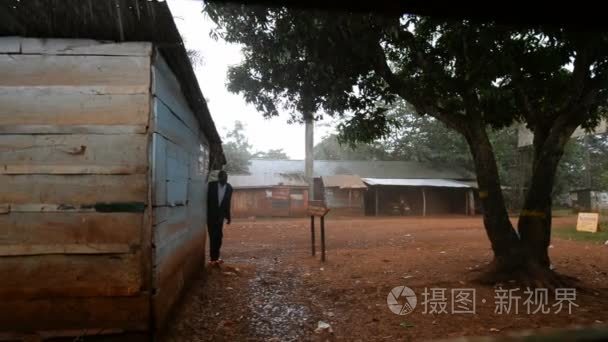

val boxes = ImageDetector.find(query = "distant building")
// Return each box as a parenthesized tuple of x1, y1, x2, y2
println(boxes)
(229, 172, 309, 217)
(230, 159, 478, 217)
(569, 188, 608, 212)
(321, 175, 368, 216)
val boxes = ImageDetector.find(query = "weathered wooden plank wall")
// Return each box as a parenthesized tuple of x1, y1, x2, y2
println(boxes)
(0, 88, 149, 134)
(0, 174, 147, 204)
(0, 37, 153, 337)
(231, 189, 272, 218)
(150, 52, 210, 328)
(0, 296, 150, 332)
(0, 54, 150, 90)
(231, 187, 309, 218)
(0, 134, 148, 174)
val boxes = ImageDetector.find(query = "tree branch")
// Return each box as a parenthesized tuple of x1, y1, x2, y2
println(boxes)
(540, 42, 599, 155)
(570, 39, 594, 101)
(455, 33, 484, 122)
(507, 59, 536, 126)
(371, 42, 467, 134)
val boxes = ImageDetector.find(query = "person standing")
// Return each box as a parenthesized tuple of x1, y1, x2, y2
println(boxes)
(207, 170, 232, 265)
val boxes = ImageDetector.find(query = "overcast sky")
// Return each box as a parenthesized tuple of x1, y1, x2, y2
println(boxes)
(167, 0, 334, 159)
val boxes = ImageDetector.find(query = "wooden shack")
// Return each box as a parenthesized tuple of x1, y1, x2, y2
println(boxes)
(0, 2, 225, 340)
(230, 173, 309, 217)
(321, 175, 367, 216)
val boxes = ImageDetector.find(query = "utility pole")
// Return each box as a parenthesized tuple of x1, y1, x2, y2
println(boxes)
(302, 91, 315, 201)
(305, 113, 314, 200)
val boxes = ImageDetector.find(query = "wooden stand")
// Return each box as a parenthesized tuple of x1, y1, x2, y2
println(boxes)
(310, 215, 316, 256)
(309, 200, 329, 262)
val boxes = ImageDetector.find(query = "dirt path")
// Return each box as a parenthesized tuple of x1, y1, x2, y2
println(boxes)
(161, 221, 323, 341)
(161, 216, 608, 341)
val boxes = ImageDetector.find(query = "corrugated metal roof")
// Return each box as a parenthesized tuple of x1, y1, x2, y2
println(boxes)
(230, 173, 308, 189)
(322, 175, 367, 189)
(457, 180, 479, 189)
(362, 178, 473, 188)
(245, 159, 475, 180)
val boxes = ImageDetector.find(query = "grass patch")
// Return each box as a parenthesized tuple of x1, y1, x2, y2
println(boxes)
(553, 225, 608, 244)
(552, 208, 576, 217)
(508, 209, 576, 218)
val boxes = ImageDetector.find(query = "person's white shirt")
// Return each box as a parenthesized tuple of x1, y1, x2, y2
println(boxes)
(218, 183, 227, 206)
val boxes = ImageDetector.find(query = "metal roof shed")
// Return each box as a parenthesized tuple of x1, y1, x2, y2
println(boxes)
(322, 175, 368, 189)
(230, 173, 308, 189)
(362, 178, 473, 188)
(362, 178, 476, 217)
(246, 159, 475, 180)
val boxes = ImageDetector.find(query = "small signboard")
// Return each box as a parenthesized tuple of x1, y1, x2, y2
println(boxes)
(308, 200, 330, 217)
(576, 212, 599, 233)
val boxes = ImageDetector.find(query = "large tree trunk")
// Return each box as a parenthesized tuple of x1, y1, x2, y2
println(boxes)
(464, 126, 523, 271)
(517, 128, 574, 270)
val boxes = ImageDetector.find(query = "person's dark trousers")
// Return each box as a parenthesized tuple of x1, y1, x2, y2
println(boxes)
(208, 222, 224, 261)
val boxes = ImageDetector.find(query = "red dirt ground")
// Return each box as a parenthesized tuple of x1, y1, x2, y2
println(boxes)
(161, 216, 608, 341)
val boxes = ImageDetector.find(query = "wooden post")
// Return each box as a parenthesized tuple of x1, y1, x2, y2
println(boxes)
(422, 187, 426, 217)
(320, 215, 326, 262)
(310, 215, 316, 256)
(468, 189, 475, 215)
(308, 200, 329, 262)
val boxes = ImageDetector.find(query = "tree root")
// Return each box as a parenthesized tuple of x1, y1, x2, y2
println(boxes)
(471, 261, 581, 290)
